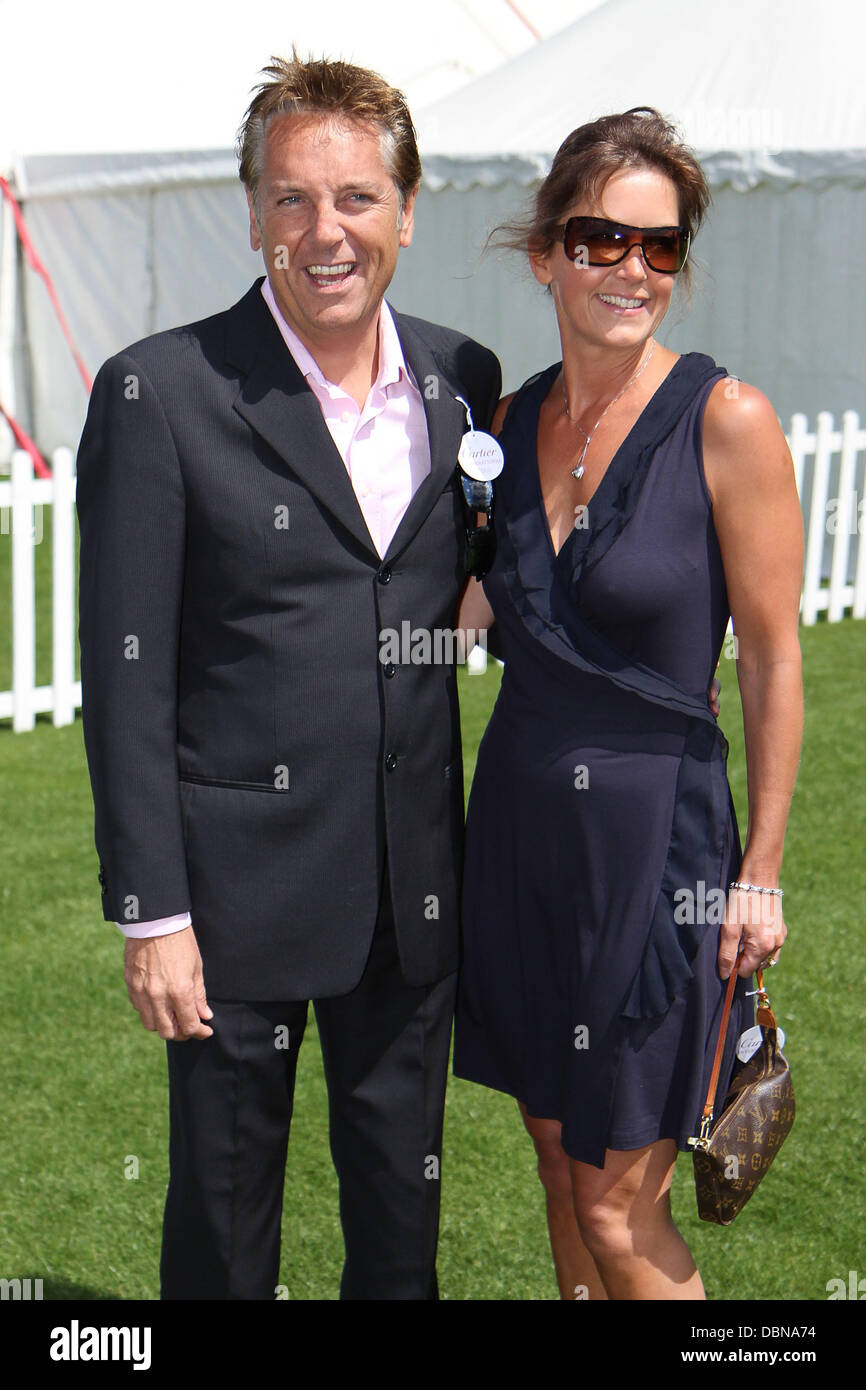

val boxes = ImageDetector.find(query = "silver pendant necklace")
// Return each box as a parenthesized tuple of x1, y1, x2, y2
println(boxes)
(562, 339, 656, 479)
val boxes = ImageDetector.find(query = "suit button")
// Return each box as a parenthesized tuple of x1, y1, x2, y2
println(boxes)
(385, 753, 399, 771)
(377, 565, 392, 584)
(98, 865, 106, 885)
(384, 662, 397, 679)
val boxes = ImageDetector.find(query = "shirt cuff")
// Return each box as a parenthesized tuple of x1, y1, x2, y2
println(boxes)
(115, 912, 192, 939)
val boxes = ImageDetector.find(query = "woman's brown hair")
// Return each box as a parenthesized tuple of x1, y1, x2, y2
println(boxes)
(493, 107, 710, 287)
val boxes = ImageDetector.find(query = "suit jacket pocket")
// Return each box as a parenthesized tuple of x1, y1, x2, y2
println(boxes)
(178, 772, 290, 793)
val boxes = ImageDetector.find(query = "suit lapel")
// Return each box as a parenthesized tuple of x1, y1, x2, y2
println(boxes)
(384, 308, 468, 560)
(226, 281, 379, 557)
(224, 282, 468, 563)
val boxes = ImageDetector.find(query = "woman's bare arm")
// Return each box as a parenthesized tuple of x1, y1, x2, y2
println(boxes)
(702, 379, 804, 978)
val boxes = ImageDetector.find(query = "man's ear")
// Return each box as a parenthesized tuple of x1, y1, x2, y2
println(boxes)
(397, 184, 419, 249)
(247, 190, 262, 252)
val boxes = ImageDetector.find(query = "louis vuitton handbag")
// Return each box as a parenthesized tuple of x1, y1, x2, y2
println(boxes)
(688, 951, 795, 1225)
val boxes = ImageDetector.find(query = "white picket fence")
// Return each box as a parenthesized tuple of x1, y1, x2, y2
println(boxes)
(2, 412, 866, 729)
(0, 448, 78, 731)
(790, 411, 866, 624)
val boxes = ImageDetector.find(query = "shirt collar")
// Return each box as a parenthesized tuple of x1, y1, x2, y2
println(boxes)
(260, 276, 411, 396)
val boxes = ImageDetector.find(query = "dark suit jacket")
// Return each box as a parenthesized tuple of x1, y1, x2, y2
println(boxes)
(76, 278, 501, 1000)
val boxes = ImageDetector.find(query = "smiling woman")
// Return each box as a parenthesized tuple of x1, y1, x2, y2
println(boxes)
(454, 107, 804, 1302)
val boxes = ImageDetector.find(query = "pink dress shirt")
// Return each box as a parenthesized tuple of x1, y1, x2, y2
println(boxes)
(118, 277, 431, 939)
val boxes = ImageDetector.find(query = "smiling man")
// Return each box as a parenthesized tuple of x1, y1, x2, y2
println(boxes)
(76, 53, 500, 1300)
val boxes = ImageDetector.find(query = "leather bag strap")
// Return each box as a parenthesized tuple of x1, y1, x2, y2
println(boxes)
(701, 950, 772, 1123)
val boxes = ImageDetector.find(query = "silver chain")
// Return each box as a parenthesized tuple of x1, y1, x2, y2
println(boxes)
(562, 339, 656, 479)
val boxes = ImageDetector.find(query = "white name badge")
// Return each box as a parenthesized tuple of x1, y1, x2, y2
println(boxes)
(736, 1024, 786, 1063)
(458, 430, 504, 481)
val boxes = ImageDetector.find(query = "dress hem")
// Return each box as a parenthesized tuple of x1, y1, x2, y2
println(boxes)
(453, 1064, 702, 1169)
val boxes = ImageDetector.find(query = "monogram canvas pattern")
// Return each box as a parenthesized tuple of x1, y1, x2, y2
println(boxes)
(693, 1028, 795, 1226)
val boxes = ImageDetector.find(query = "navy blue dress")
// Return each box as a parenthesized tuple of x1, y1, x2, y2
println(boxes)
(453, 353, 753, 1169)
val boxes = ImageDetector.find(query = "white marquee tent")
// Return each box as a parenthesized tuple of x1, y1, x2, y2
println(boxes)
(410, 0, 866, 422)
(1, 0, 864, 457)
(0, 0, 599, 457)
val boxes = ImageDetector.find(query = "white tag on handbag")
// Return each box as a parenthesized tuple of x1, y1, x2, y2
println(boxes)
(737, 1023, 786, 1063)
(454, 394, 504, 481)
(458, 430, 504, 481)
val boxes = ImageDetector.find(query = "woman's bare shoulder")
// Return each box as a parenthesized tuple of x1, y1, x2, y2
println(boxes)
(702, 377, 792, 501)
(703, 377, 783, 448)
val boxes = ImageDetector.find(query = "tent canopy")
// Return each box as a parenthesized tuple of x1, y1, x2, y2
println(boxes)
(0, 0, 598, 169)
(0, 0, 591, 456)
(416, 0, 866, 190)
(2, 0, 864, 455)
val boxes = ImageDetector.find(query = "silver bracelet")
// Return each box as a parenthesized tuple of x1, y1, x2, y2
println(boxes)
(729, 880, 784, 897)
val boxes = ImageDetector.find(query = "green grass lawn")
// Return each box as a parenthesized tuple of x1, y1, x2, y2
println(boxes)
(0, 619, 863, 1300)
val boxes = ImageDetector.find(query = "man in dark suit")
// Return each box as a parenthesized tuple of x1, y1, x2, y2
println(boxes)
(76, 53, 500, 1300)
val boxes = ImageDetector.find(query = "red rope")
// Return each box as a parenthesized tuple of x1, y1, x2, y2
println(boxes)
(1, 175, 93, 393)
(0, 396, 50, 478)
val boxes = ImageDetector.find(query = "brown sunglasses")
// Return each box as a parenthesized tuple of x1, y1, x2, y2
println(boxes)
(559, 216, 691, 274)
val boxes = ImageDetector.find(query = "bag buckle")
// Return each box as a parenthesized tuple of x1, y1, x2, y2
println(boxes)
(688, 1115, 713, 1151)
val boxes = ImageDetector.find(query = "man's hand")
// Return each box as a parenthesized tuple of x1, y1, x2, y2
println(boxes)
(124, 926, 214, 1041)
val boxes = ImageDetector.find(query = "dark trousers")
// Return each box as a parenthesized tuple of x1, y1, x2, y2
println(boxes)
(160, 883, 456, 1300)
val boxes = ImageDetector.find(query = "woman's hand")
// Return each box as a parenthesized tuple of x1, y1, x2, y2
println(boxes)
(457, 574, 495, 653)
(709, 675, 720, 718)
(717, 887, 786, 979)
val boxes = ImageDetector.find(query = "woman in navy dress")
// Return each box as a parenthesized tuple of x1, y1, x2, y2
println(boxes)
(455, 110, 804, 1300)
